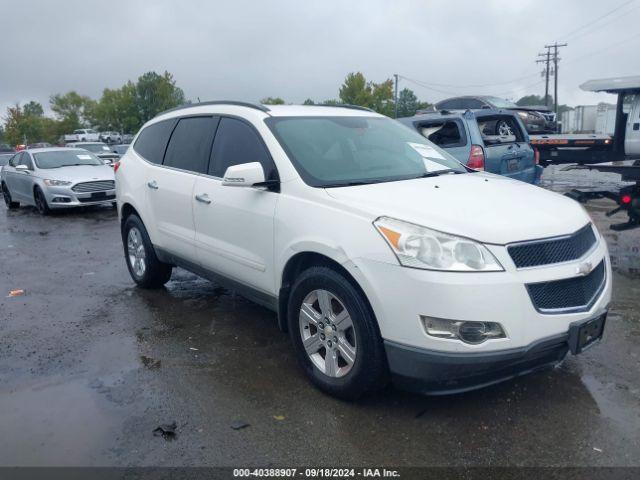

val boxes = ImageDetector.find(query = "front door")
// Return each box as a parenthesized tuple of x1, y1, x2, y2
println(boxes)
(194, 117, 279, 295)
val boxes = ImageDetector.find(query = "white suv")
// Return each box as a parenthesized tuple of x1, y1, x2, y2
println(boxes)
(115, 102, 612, 399)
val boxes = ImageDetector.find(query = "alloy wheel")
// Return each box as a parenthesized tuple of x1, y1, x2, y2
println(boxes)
(127, 227, 147, 278)
(299, 289, 357, 378)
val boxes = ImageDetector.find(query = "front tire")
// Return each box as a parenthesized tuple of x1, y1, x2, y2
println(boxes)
(122, 214, 172, 288)
(287, 266, 388, 400)
(2, 183, 20, 209)
(34, 187, 50, 215)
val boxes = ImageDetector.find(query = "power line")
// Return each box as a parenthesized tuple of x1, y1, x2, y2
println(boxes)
(559, 0, 637, 41)
(564, 2, 640, 42)
(563, 30, 640, 66)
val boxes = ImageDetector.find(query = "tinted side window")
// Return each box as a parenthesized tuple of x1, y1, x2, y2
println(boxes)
(133, 119, 177, 164)
(209, 118, 276, 180)
(437, 100, 457, 110)
(163, 117, 217, 174)
(418, 121, 466, 147)
(465, 99, 485, 109)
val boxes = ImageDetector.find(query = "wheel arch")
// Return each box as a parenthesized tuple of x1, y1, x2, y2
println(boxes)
(277, 251, 377, 334)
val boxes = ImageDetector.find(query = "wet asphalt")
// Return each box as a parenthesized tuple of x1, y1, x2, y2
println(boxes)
(0, 167, 639, 467)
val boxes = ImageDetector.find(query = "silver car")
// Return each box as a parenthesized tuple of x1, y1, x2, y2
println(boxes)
(1, 148, 116, 215)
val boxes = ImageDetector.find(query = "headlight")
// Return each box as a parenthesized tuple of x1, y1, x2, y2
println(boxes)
(516, 111, 528, 119)
(374, 217, 503, 272)
(43, 179, 72, 186)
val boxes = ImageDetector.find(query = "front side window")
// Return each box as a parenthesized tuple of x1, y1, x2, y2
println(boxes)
(10, 152, 23, 167)
(266, 116, 466, 187)
(209, 117, 276, 179)
(163, 116, 217, 174)
(133, 119, 177, 164)
(19, 153, 34, 169)
(33, 150, 103, 169)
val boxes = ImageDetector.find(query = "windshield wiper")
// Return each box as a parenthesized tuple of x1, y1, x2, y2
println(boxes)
(322, 179, 388, 188)
(416, 169, 468, 178)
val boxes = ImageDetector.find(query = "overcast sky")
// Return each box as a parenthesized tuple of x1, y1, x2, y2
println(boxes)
(1, 0, 639, 117)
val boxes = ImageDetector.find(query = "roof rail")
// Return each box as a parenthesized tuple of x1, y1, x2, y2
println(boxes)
(159, 100, 271, 116)
(308, 103, 375, 112)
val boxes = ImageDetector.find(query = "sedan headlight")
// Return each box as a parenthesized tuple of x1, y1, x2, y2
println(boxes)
(43, 179, 72, 187)
(374, 217, 503, 272)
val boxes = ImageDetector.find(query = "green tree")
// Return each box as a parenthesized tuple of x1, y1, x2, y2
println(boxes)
(91, 81, 139, 133)
(50, 91, 94, 129)
(135, 71, 185, 125)
(338, 72, 371, 107)
(338, 72, 395, 116)
(23, 101, 44, 117)
(302, 98, 315, 105)
(395, 88, 418, 118)
(3, 103, 51, 145)
(261, 97, 285, 105)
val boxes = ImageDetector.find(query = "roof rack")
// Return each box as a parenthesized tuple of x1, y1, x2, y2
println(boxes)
(307, 103, 375, 112)
(159, 100, 271, 116)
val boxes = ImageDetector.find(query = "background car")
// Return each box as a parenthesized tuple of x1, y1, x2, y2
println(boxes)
(0, 143, 15, 153)
(0, 152, 15, 167)
(69, 141, 120, 165)
(1, 147, 116, 214)
(27, 142, 52, 149)
(121, 134, 135, 144)
(434, 95, 557, 134)
(399, 109, 542, 184)
(99, 131, 122, 144)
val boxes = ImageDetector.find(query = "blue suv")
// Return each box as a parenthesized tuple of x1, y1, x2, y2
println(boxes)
(398, 109, 543, 184)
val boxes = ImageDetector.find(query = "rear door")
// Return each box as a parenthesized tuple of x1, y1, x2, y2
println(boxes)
(193, 116, 279, 295)
(625, 94, 640, 156)
(475, 114, 537, 183)
(146, 116, 217, 262)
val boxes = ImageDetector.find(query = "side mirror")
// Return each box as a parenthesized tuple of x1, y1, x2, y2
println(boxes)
(15, 164, 29, 172)
(222, 162, 266, 187)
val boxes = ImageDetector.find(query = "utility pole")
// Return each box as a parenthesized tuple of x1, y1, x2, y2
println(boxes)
(394, 73, 399, 119)
(545, 42, 567, 117)
(536, 48, 552, 106)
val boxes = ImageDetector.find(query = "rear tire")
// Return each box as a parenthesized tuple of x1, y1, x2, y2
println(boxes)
(2, 183, 20, 209)
(122, 214, 172, 288)
(34, 187, 50, 215)
(287, 266, 388, 400)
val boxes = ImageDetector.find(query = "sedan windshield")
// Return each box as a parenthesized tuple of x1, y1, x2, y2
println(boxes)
(266, 116, 466, 187)
(33, 150, 103, 169)
(77, 143, 111, 153)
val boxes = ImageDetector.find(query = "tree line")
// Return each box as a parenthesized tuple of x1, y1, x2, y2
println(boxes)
(1, 69, 566, 146)
(1, 71, 185, 146)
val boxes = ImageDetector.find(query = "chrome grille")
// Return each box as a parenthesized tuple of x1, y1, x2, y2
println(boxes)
(508, 224, 597, 269)
(71, 180, 115, 193)
(526, 260, 606, 313)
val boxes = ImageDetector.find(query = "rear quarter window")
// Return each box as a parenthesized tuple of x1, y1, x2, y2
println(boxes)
(414, 120, 467, 148)
(476, 115, 525, 146)
(133, 119, 178, 164)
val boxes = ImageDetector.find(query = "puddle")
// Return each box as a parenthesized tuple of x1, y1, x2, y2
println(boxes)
(0, 380, 120, 466)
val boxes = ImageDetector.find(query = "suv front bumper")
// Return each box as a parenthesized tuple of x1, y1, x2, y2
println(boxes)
(385, 311, 606, 395)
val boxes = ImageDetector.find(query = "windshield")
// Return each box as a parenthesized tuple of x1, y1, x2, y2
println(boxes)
(77, 143, 111, 153)
(486, 96, 517, 109)
(113, 145, 129, 154)
(266, 116, 466, 187)
(33, 150, 103, 169)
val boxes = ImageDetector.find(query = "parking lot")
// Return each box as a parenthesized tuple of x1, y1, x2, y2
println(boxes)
(0, 166, 639, 468)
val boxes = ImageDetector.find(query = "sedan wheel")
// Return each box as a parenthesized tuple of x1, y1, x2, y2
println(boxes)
(3, 186, 19, 209)
(299, 289, 357, 378)
(34, 188, 50, 215)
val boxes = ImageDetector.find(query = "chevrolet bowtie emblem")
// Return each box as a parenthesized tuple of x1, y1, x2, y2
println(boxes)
(576, 261, 593, 276)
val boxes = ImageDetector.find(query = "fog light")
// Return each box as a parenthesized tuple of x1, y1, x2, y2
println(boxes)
(421, 316, 506, 345)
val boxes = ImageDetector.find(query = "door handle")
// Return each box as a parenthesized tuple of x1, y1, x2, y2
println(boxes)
(147, 181, 158, 190)
(195, 193, 212, 204)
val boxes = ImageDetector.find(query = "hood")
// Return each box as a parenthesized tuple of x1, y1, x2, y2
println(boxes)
(509, 105, 551, 113)
(41, 164, 115, 183)
(324, 173, 590, 245)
